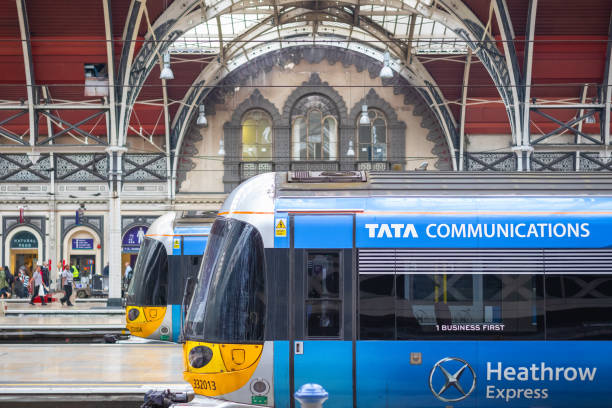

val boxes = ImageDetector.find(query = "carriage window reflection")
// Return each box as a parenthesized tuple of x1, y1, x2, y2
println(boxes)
(306, 252, 341, 337)
(359, 273, 544, 340)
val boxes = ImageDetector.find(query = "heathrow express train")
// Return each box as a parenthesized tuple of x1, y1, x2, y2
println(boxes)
(181, 171, 612, 408)
(126, 212, 210, 342)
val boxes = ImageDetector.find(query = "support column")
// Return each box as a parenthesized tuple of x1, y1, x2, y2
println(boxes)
(48, 152, 58, 284)
(106, 146, 126, 307)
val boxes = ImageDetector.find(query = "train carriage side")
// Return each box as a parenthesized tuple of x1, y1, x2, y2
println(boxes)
(182, 171, 612, 408)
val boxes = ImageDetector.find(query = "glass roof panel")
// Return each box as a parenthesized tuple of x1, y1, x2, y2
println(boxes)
(170, 4, 467, 55)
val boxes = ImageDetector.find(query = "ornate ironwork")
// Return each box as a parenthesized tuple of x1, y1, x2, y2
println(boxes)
(123, 154, 166, 182)
(530, 152, 575, 172)
(240, 162, 274, 181)
(356, 161, 390, 171)
(290, 161, 340, 171)
(580, 153, 612, 171)
(55, 154, 107, 182)
(0, 154, 51, 182)
(465, 153, 516, 171)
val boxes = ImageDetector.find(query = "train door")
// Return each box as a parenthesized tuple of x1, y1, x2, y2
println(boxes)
(290, 214, 355, 408)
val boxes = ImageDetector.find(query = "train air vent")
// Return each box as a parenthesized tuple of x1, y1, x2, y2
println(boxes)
(288, 171, 367, 183)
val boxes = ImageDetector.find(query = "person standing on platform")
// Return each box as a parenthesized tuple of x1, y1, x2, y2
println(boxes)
(60, 265, 74, 306)
(71, 263, 80, 282)
(30, 264, 47, 306)
(1, 266, 13, 297)
(123, 262, 133, 296)
(18, 266, 29, 298)
(0, 266, 11, 299)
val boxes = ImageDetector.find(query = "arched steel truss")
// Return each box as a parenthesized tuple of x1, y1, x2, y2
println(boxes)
(117, 0, 521, 181)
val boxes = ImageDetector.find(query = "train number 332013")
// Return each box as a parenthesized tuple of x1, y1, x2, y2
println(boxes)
(193, 378, 217, 391)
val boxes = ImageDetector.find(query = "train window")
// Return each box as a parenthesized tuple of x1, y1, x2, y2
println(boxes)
(307, 253, 340, 299)
(306, 252, 341, 337)
(397, 274, 544, 339)
(359, 274, 394, 339)
(358, 273, 544, 340)
(183, 218, 266, 342)
(546, 275, 612, 339)
(126, 238, 168, 306)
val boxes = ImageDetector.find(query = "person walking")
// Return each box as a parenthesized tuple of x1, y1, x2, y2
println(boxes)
(60, 266, 74, 306)
(30, 264, 47, 306)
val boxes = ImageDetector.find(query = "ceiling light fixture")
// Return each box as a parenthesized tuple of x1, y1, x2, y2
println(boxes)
(359, 105, 370, 126)
(196, 104, 207, 126)
(159, 52, 174, 80)
(346, 140, 355, 157)
(379, 50, 394, 79)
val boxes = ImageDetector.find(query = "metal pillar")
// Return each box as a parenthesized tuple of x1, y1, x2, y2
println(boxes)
(521, 0, 537, 170)
(602, 12, 612, 146)
(15, 0, 37, 146)
(458, 49, 472, 171)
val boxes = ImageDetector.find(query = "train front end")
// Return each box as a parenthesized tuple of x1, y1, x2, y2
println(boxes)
(183, 173, 276, 407)
(126, 213, 174, 341)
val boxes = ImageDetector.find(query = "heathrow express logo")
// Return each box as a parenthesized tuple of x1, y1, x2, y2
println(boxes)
(429, 357, 476, 403)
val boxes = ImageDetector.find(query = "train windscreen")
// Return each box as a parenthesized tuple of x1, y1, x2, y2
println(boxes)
(126, 238, 169, 306)
(184, 217, 265, 343)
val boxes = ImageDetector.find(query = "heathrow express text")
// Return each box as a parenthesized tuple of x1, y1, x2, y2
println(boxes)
(485, 362, 597, 402)
(364, 222, 590, 239)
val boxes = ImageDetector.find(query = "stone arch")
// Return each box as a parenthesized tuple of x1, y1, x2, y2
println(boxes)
(222, 89, 282, 192)
(62, 225, 102, 276)
(4, 225, 44, 272)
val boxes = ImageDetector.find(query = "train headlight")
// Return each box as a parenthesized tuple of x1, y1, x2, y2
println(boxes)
(189, 346, 214, 369)
(128, 308, 140, 321)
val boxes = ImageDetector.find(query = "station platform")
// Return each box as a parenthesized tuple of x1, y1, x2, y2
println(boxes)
(0, 342, 191, 408)
(0, 297, 128, 342)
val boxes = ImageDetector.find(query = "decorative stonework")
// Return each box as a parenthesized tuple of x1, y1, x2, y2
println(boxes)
(177, 46, 453, 190)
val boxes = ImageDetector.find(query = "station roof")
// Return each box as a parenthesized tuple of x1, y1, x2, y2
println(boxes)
(0, 0, 610, 142)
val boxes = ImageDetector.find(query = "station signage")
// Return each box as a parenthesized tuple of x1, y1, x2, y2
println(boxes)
(10, 231, 38, 249)
(122, 226, 148, 253)
(72, 238, 94, 250)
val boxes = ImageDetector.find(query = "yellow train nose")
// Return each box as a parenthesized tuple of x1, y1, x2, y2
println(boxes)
(183, 341, 263, 397)
(125, 306, 167, 338)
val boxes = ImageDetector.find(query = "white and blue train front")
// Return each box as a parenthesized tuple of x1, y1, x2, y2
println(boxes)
(182, 172, 612, 407)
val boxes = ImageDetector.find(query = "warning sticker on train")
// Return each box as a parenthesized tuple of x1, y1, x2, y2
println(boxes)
(173, 239, 180, 249)
(275, 218, 287, 237)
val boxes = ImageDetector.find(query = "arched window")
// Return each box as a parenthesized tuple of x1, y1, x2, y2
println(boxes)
(291, 95, 338, 161)
(241, 110, 273, 161)
(357, 109, 387, 161)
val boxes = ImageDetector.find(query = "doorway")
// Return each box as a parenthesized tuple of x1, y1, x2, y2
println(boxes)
(70, 255, 95, 280)
(11, 250, 37, 276)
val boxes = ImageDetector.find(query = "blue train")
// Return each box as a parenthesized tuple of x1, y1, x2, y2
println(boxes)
(181, 171, 612, 407)
(126, 211, 211, 342)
